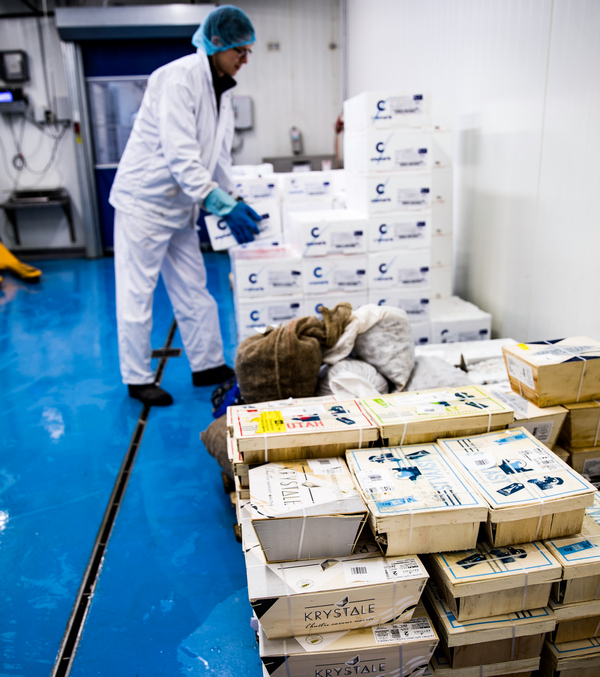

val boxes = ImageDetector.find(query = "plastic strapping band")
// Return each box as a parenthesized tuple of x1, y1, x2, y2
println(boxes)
(510, 624, 516, 661)
(263, 433, 268, 463)
(480, 666, 483, 677)
(522, 571, 529, 611)
(594, 400, 600, 446)
(407, 501, 414, 554)
(594, 617, 600, 638)
(358, 423, 363, 449)
(534, 495, 546, 541)
(487, 408, 492, 433)
(576, 358, 587, 403)
(297, 507, 307, 562)
(593, 577, 600, 601)
(399, 642, 403, 676)
(400, 418, 408, 446)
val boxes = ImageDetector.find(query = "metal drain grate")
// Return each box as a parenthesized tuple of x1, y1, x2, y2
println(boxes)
(51, 320, 178, 677)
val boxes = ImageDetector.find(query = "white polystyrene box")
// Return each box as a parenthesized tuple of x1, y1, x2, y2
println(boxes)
(287, 209, 368, 257)
(368, 249, 431, 291)
(366, 211, 432, 251)
(206, 198, 282, 251)
(344, 129, 432, 174)
(235, 295, 304, 341)
(306, 290, 368, 318)
(430, 296, 491, 343)
(432, 167, 453, 206)
(232, 250, 303, 298)
(343, 90, 432, 132)
(368, 288, 431, 322)
(431, 130, 453, 169)
(281, 197, 334, 231)
(430, 264, 453, 299)
(280, 171, 334, 201)
(233, 176, 281, 204)
(431, 232, 453, 268)
(345, 171, 432, 214)
(411, 320, 432, 346)
(302, 254, 368, 295)
(432, 200, 452, 235)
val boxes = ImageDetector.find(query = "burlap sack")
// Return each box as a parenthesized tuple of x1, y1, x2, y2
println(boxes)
(200, 414, 232, 478)
(235, 303, 353, 404)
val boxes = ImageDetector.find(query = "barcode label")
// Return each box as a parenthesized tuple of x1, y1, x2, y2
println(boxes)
(343, 559, 385, 583)
(307, 458, 343, 475)
(521, 421, 554, 444)
(352, 566, 368, 575)
(520, 448, 562, 471)
(356, 470, 395, 494)
(373, 618, 435, 643)
(384, 558, 425, 580)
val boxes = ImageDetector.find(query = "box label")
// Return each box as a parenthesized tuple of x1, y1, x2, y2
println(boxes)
(307, 458, 343, 475)
(372, 618, 435, 644)
(506, 355, 535, 390)
(255, 411, 286, 434)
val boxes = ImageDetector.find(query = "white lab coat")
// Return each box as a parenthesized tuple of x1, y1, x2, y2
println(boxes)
(110, 50, 234, 385)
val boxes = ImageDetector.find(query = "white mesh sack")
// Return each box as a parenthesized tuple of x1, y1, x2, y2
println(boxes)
(317, 358, 389, 399)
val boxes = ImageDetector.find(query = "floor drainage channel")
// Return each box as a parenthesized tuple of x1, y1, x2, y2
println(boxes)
(51, 320, 179, 677)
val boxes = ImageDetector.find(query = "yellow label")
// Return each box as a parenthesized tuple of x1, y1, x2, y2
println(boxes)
(517, 343, 530, 350)
(254, 411, 286, 434)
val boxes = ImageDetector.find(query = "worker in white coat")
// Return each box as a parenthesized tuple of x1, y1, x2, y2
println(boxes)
(110, 5, 260, 406)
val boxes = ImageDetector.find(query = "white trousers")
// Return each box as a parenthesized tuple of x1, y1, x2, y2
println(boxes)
(114, 209, 225, 384)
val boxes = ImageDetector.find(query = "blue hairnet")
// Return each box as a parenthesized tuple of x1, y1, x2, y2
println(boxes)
(192, 5, 255, 55)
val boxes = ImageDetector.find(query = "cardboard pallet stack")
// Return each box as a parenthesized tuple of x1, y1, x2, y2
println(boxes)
(227, 396, 440, 677)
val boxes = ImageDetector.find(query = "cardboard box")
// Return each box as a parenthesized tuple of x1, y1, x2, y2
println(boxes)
(259, 607, 438, 677)
(231, 246, 302, 298)
(368, 249, 432, 291)
(229, 398, 379, 465)
(438, 428, 596, 547)
(206, 197, 282, 251)
(425, 540, 561, 621)
(368, 288, 430, 322)
(344, 90, 432, 132)
(346, 444, 489, 556)
(540, 637, 600, 677)
(430, 264, 453, 299)
(426, 648, 539, 676)
(303, 254, 368, 295)
(234, 295, 304, 341)
(344, 129, 433, 173)
(430, 297, 491, 344)
(424, 582, 555, 669)
(488, 381, 568, 448)
(346, 172, 432, 214)
(544, 492, 600, 605)
(560, 401, 600, 448)
(566, 446, 600, 487)
(244, 519, 429, 639)
(412, 320, 432, 346)
(366, 211, 432, 252)
(306, 291, 368, 318)
(287, 209, 368, 257)
(549, 597, 600, 643)
(360, 385, 514, 446)
(502, 338, 600, 408)
(249, 457, 367, 562)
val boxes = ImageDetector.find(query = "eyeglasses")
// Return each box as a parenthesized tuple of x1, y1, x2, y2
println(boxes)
(234, 46, 252, 58)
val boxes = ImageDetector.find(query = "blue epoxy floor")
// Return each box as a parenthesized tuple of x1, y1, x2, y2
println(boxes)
(0, 253, 261, 676)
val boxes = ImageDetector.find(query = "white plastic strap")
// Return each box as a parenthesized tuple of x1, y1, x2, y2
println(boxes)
(263, 433, 269, 463)
(283, 640, 291, 677)
(358, 423, 364, 449)
(510, 624, 516, 661)
(392, 579, 397, 622)
(486, 408, 492, 433)
(400, 418, 408, 446)
(406, 501, 415, 554)
(398, 642, 403, 676)
(576, 358, 587, 403)
(522, 572, 529, 611)
(534, 495, 546, 541)
(594, 617, 600, 638)
(296, 508, 307, 561)
(594, 401, 600, 447)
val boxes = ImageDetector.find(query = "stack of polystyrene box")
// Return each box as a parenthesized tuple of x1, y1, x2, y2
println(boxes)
(279, 170, 335, 231)
(343, 91, 448, 346)
(229, 241, 305, 342)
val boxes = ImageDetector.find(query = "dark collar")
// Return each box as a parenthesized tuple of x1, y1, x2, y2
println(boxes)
(208, 55, 236, 112)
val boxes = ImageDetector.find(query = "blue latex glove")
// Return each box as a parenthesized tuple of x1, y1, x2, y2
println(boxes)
(223, 201, 262, 244)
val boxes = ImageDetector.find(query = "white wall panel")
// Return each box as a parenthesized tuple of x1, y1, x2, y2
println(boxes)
(229, 0, 342, 164)
(347, 0, 600, 341)
(0, 17, 84, 251)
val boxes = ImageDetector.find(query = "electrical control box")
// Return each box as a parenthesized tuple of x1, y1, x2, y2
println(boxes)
(232, 95, 253, 130)
(0, 51, 29, 83)
(0, 87, 27, 113)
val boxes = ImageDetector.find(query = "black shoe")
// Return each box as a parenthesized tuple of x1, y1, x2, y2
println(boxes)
(128, 383, 173, 406)
(192, 364, 235, 387)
